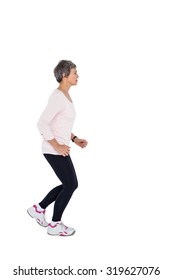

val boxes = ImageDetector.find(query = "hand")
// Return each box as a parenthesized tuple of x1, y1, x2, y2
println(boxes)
(74, 138, 88, 148)
(56, 144, 70, 157)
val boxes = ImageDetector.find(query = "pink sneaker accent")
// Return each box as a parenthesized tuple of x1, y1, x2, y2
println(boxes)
(47, 221, 75, 236)
(27, 205, 49, 227)
(48, 222, 60, 228)
(33, 204, 45, 214)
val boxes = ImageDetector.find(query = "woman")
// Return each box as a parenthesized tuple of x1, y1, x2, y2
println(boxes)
(27, 60, 88, 236)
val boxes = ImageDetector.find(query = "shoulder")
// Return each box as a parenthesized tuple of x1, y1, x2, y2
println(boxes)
(50, 89, 62, 98)
(47, 89, 65, 110)
(48, 89, 64, 102)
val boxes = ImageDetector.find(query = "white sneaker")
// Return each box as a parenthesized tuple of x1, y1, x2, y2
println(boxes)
(47, 221, 75, 236)
(27, 205, 49, 227)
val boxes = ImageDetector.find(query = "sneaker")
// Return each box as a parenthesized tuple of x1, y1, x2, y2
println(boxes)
(27, 205, 49, 227)
(47, 221, 75, 236)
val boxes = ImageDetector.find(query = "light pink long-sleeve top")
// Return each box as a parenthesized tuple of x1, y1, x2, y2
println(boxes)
(37, 89, 76, 155)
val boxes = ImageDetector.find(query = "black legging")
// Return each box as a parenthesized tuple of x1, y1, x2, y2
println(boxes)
(39, 154, 78, 221)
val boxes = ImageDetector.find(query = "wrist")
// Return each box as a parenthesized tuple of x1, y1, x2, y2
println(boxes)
(72, 135, 78, 142)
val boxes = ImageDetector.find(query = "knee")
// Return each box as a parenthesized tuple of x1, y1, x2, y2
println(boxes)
(65, 178, 78, 193)
(72, 178, 78, 191)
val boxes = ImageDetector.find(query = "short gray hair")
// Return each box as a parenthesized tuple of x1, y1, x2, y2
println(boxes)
(54, 60, 76, 83)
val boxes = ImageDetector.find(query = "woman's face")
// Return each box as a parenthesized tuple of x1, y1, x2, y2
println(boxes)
(67, 68, 79, 85)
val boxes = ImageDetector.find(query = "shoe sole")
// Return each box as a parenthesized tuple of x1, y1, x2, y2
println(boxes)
(27, 209, 48, 228)
(47, 230, 76, 236)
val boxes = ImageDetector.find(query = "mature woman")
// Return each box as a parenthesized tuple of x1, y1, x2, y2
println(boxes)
(27, 60, 88, 236)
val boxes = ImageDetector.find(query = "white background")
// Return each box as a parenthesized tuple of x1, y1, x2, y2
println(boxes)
(0, 0, 173, 279)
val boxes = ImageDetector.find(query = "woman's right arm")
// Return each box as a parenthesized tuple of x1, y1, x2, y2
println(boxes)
(37, 94, 70, 156)
(37, 94, 59, 140)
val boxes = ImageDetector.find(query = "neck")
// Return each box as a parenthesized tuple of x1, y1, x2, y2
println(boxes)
(58, 82, 70, 94)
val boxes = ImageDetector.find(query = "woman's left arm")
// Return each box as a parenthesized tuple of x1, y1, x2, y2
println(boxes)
(71, 133, 88, 148)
